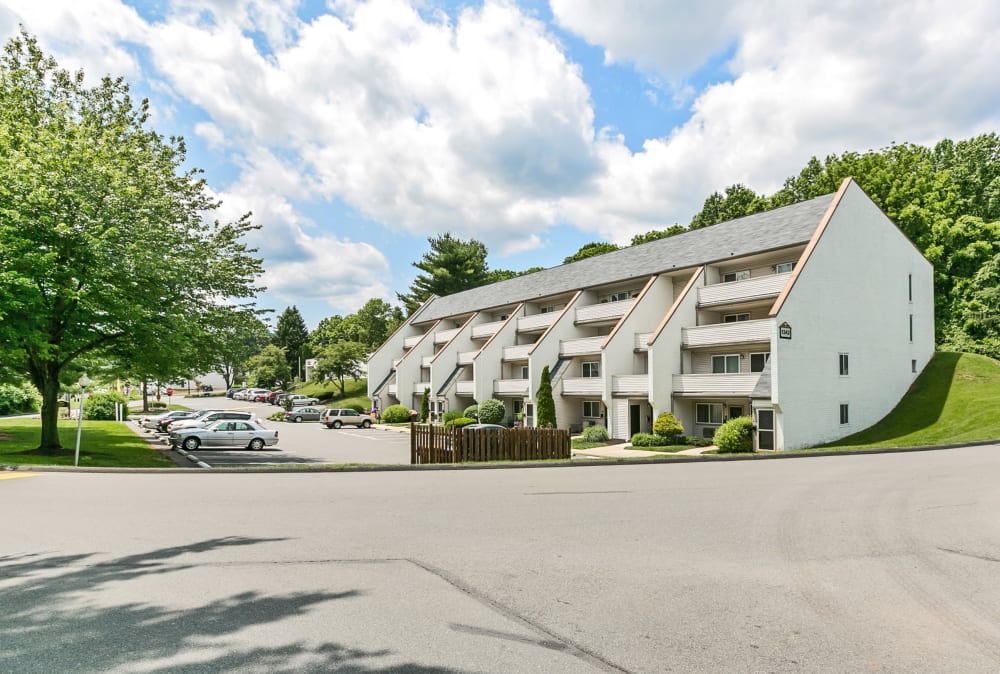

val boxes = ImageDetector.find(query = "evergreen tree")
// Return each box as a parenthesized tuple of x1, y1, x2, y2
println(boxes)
(536, 366, 556, 428)
(397, 234, 489, 314)
(420, 387, 429, 422)
(272, 306, 309, 379)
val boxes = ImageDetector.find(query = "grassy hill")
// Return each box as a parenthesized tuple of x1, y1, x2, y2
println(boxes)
(822, 352, 1000, 449)
(292, 377, 370, 410)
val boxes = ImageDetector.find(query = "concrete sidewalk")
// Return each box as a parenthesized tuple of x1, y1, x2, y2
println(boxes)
(572, 443, 717, 459)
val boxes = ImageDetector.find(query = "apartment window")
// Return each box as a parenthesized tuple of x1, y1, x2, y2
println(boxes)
(513, 400, 524, 415)
(711, 354, 741, 374)
(723, 312, 751, 323)
(722, 270, 751, 283)
(520, 365, 529, 379)
(609, 290, 635, 302)
(839, 353, 849, 376)
(775, 261, 796, 274)
(912, 359, 917, 373)
(540, 304, 563, 314)
(582, 361, 600, 378)
(583, 401, 601, 418)
(499, 314, 509, 321)
(750, 352, 770, 372)
(839, 403, 850, 425)
(908, 274, 913, 302)
(696, 402, 724, 425)
(909, 314, 914, 342)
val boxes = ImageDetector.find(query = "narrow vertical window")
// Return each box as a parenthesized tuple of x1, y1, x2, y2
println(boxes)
(909, 314, 914, 342)
(912, 359, 917, 373)
(839, 404, 849, 425)
(908, 274, 913, 302)
(839, 353, 849, 376)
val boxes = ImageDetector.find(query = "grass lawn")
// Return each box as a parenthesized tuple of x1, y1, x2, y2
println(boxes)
(0, 418, 173, 468)
(818, 352, 1000, 450)
(293, 378, 370, 409)
(638, 445, 694, 453)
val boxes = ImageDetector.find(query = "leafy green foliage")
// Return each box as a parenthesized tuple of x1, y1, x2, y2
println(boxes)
(476, 398, 505, 424)
(463, 404, 480, 419)
(273, 306, 309, 377)
(714, 416, 754, 453)
(0, 383, 41, 415)
(653, 412, 684, 437)
(82, 392, 128, 421)
(535, 366, 556, 428)
(205, 309, 270, 389)
(310, 299, 403, 351)
(313, 340, 367, 396)
(442, 410, 463, 423)
(630, 225, 687, 246)
(581, 425, 609, 442)
(563, 241, 619, 264)
(397, 234, 489, 315)
(247, 345, 291, 389)
(689, 184, 766, 229)
(381, 404, 411, 423)
(420, 387, 430, 422)
(444, 416, 476, 428)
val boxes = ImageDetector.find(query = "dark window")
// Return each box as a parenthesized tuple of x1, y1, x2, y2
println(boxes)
(840, 404, 849, 425)
(909, 314, 914, 342)
(912, 359, 917, 373)
(839, 353, 849, 376)
(908, 274, 913, 302)
(750, 352, 770, 372)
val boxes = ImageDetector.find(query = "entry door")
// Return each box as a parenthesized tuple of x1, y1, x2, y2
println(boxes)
(728, 406, 743, 421)
(756, 409, 775, 450)
(629, 404, 640, 437)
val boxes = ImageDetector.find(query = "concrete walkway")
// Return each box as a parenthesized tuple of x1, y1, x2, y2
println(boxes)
(572, 443, 717, 459)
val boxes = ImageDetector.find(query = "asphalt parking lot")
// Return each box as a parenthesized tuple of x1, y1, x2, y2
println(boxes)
(139, 395, 411, 467)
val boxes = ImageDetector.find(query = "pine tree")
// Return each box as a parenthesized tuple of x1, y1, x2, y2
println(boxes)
(272, 306, 309, 379)
(420, 387, 430, 422)
(536, 366, 556, 428)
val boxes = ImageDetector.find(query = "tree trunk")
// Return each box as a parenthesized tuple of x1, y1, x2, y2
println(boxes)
(37, 368, 64, 453)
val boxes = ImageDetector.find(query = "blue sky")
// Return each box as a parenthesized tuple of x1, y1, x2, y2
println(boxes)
(2, 0, 999, 329)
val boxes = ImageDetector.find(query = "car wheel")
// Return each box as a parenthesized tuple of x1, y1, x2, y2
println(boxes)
(294, 416, 303, 423)
(325, 423, 334, 429)
(361, 420, 372, 428)
(248, 438, 265, 450)
(332, 420, 342, 429)
(182, 437, 200, 451)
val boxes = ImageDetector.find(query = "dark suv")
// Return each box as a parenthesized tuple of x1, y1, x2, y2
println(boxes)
(321, 408, 373, 429)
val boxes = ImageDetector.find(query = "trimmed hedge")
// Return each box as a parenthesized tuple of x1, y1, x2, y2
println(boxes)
(0, 384, 41, 416)
(630, 432, 683, 447)
(444, 416, 476, 428)
(381, 404, 411, 423)
(653, 412, 684, 437)
(463, 404, 480, 419)
(477, 399, 505, 424)
(83, 392, 129, 420)
(581, 425, 609, 442)
(715, 416, 754, 453)
(442, 410, 463, 424)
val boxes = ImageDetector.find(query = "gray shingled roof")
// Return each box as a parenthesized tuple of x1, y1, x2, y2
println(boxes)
(413, 193, 835, 324)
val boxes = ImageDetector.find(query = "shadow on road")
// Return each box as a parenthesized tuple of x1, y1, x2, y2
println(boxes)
(0, 537, 471, 673)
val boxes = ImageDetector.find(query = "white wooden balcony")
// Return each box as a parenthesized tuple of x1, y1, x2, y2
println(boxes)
(682, 318, 773, 348)
(471, 320, 505, 339)
(561, 377, 604, 395)
(494, 379, 529, 395)
(612, 374, 649, 395)
(503, 344, 532, 361)
(457, 351, 477, 365)
(671, 373, 761, 396)
(387, 384, 398, 396)
(698, 272, 791, 307)
(403, 334, 423, 349)
(560, 336, 604, 356)
(434, 327, 461, 344)
(575, 298, 633, 324)
(413, 381, 431, 394)
(635, 333, 651, 350)
(456, 381, 475, 396)
(421, 355, 434, 368)
(517, 313, 556, 332)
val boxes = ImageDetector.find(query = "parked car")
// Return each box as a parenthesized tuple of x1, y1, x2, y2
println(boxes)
(266, 390, 285, 404)
(225, 388, 245, 399)
(139, 409, 192, 431)
(286, 394, 319, 407)
(283, 406, 323, 423)
(169, 420, 279, 451)
(462, 424, 507, 431)
(250, 390, 272, 402)
(235, 388, 266, 400)
(155, 411, 199, 433)
(169, 410, 260, 431)
(164, 409, 223, 432)
(273, 393, 293, 406)
(321, 408, 373, 429)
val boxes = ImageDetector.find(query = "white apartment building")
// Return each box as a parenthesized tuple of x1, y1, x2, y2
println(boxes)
(367, 179, 935, 450)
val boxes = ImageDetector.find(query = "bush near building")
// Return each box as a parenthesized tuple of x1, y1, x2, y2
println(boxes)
(0, 384, 41, 416)
(715, 416, 754, 453)
(653, 412, 684, 438)
(442, 410, 463, 424)
(581, 425, 609, 442)
(83, 392, 129, 421)
(476, 399, 505, 424)
(444, 416, 476, 428)
(463, 404, 480, 419)
(382, 404, 411, 423)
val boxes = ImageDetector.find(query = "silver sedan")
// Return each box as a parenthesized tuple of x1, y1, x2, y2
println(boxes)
(169, 420, 279, 451)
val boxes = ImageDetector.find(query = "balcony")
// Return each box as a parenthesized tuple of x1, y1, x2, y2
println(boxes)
(434, 327, 461, 344)
(517, 313, 557, 332)
(575, 298, 633, 324)
(635, 333, 651, 351)
(494, 379, 529, 395)
(612, 374, 649, 396)
(503, 344, 532, 361)
(387, 384, 398, 396)
(456, 381, 475, 396)
(413, 381, 431, 394)
(471, 320, 505, 339)
(671, 373, 762, 397)
(421, 355, 434, 368)
(561, 377, 604, 395)
(559, 336, 604, 356)
(403, 334, 423, 349)
(698, 272, 791, 307)
(682, 318, 773, 348)
(457, 350, 477, 365)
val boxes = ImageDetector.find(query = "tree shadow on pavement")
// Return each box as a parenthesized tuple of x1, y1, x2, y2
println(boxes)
(0, 537, 471, 674)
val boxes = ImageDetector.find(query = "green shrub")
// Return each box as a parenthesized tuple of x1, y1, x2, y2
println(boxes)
(83, 392, 129, 420)
(445, 416, 476, 428)
(581, 425, 609, 442)
(382, 404, 411, 423)
(630, 433, 682, 447)
(420, 387, 430, 422)
(477, 399, 505, 424)
(442, 410, 463, 423)
(536, 365, 556, 427)
(0, 383, 41, 416)
(715, 416, 754, 453)
(150, 401, 167, 409)
(463, 404, 480, 419)
(653, 411, 684, 437)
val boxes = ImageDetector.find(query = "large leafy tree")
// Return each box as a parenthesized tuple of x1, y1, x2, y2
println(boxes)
(397, 234, 489, 314)
(206, 308, 271, 389)
(563, 241, 619, 264)
(272, 306, 309, 379)
(247, 345, 291, 389)
(313, 340, 368, 397)
(689, 184, 765, 229)
(354, 298, 403, 348)
(630, 225, 687, 246)
(0, 33, 262, 452)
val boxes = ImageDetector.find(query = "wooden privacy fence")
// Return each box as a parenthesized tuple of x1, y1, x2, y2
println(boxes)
(410, 424, 571, 464)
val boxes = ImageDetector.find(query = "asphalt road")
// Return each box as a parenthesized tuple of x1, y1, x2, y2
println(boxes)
(140, 395, 411, 466)
(3, 445, 999, 672)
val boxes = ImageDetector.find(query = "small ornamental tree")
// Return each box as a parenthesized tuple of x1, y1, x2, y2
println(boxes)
(382, 404, 410, 423)
(464, 404, 480, 419)
(420, 387, 429, 422)
(536, 366, 556, 428)
(715, 416, 754, 453)
(477, 398, 505, 424)
(653, 411, 684, 438)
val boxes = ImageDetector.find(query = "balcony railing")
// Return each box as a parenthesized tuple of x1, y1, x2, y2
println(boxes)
(503, 344, 532, 361)
(612, 374, 649, 395)
(457, 351, 477, 365)
(387, 384, 398, 396)
(421, 355, 434, 368)
(634, 333, 651, 350)
(471, 320, 505, 339)
(671, 373, 761, 396)
(561, 377, 604, 395)
(559, 336, 604, 356)
(456, 381, 475, 396)
(494, 379, 529, 395)
(682, 318, 773, 348)
(517, 313, 557, 332)
(434, 327, 461, 344)
(575, 298, 633, 324)
(413, 381, 431, 394)
(403, 334, 423, 349)
(698, 272, 791, 307)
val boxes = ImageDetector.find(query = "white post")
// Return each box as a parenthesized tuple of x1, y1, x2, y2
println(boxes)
(74, 374, 91, 467)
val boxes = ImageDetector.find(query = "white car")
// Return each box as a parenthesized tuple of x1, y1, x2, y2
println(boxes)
(286, 394, 319, 406)
(169, 410, 258, 431)
(169, 420, 279, 451)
